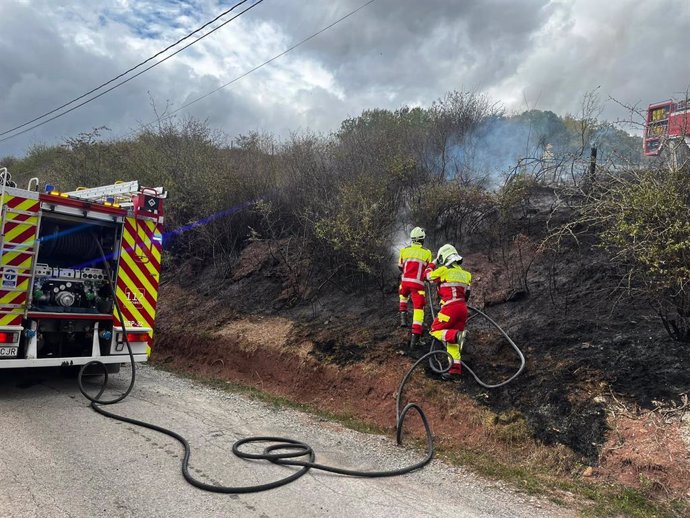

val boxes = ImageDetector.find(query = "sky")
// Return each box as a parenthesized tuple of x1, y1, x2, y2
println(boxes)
(1, 0, 689, 158)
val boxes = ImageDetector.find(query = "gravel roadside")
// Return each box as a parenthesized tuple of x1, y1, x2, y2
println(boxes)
(0, 365, 575, 517)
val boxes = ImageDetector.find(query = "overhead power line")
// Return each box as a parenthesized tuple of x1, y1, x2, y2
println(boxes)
(0, 0, 248, 139)
(140, 0, 379, 131)
(0, 0, 263, 144)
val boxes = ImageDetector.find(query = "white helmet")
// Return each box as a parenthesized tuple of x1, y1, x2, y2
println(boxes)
(437, 244, 463, 266)
(410, 227, 426, 242)
(443, 252, 463, 266)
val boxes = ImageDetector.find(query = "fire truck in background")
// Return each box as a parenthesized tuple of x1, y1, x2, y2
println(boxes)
(643, 98, 690, 156)
(0, 167, 166, 369)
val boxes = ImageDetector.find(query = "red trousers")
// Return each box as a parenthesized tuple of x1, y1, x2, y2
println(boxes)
(430, 301, 467, 345)
(399, 282, 426, 335)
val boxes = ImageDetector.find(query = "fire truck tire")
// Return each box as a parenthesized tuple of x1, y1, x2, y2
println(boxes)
(59, 365, 81, 378)
(62, 363, 120, 377)
(106, 363, 121, 374)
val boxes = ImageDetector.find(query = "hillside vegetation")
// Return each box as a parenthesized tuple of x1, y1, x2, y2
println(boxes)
(3, 90, 686, 339)
(3, 91, 690, 514)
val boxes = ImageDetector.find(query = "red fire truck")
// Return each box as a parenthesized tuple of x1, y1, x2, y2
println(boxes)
(0, 168, 166, 369)
(643, 99, 690, 156)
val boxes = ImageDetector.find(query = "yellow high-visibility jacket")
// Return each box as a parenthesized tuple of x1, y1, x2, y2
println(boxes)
(398, 243, 433, 286)
(427, 264, 472, 304)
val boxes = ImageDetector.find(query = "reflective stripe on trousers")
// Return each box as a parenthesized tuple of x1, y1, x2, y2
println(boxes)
(399, 284, 426, 335)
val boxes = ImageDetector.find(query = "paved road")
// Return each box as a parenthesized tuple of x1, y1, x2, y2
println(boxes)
(0, 365, 574, 518)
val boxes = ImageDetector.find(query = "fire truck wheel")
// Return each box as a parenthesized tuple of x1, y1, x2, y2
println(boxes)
(59, 365, 81, 378)
(60, 363, 120, 377)
(106, 363, 121, 374)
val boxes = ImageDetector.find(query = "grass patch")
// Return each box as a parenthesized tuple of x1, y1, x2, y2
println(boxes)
(563, 481, 689, 518)
(483, 410, 531, 445)
(153, 362, 689, 518)
(436, 446, 687, 517)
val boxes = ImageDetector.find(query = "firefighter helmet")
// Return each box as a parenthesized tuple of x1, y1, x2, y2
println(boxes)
(443, 252, 463, 266)
(437, 244, 463, 266)
(410, 227, 426, 242)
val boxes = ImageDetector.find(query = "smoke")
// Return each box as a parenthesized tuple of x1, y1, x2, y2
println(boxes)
(390, 209, 411, 266)
(440, 114, 553, 187)
(443, 111, 642, 185)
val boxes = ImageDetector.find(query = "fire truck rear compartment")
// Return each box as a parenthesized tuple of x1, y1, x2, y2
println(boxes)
(33, 214, 119, 315)
(26, 214, 121, 359)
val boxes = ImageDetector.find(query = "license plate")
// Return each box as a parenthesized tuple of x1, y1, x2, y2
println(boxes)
(0, 346, 18, 358)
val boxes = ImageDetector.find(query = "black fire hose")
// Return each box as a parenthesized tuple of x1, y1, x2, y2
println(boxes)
(78, 236, 455, 492)
(425, 282, 525, 389)
(77, 237, 135, 405)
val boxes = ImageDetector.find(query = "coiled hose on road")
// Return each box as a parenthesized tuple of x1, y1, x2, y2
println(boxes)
(78, 237, 456, 492)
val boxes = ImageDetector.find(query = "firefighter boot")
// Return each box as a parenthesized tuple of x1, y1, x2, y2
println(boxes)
(409, 333, 419, 351)
(442, 361, 462, 380)
(399, 312, 408, 328)
(448, 360, 462, 375)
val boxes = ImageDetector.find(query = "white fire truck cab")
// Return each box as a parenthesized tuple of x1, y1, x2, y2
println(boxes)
(0, 168, 166, 369)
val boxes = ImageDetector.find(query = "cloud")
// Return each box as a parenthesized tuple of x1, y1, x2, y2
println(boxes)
(488, 1, 690, 120)
(0, 0, 688, 158)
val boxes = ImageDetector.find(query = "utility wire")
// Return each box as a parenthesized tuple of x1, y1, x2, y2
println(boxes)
(0, 0, 249, 139)
(0, 0, 263, 144)
(139, 0, 378, 132)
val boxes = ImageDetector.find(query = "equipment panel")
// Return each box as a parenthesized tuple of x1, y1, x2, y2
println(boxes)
(32, 263, 113, 314)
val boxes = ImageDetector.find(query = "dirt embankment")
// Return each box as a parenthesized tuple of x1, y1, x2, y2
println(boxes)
(153, 240, 690, 506)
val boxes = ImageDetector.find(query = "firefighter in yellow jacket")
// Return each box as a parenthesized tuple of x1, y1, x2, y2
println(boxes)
(426, 244, 471, 377)
(398, 227, 433, 349)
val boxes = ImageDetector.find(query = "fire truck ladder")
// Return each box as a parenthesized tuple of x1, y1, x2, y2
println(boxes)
(65, 180, 143, 206)
(65, 180, 166, 206)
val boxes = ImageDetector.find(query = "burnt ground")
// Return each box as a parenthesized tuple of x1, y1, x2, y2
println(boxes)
(464, 251, 689, 460)
(153, 238, 690, 503)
